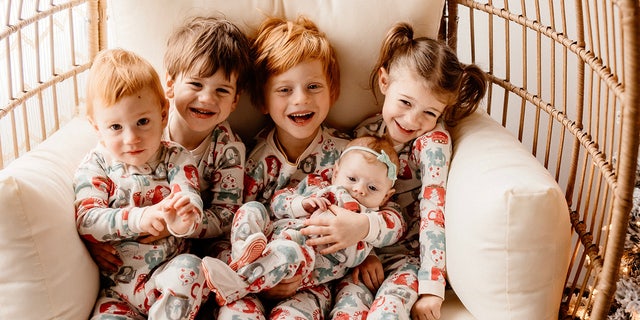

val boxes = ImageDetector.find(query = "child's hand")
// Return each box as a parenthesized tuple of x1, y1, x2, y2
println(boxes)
(301, 196, 331, 213)
(300, 205, 369, 254)
(162, 192, 199, 236)
(351, 255, 384, 292)
(411, 294, 443, 320)
(139, 203, 167, 236)
(260, 274, 303, 300)
(83, 240, 122, 273)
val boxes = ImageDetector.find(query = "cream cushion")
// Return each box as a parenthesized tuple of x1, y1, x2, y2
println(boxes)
(446, 110, 572, 319)
(0, 118, 99, 319)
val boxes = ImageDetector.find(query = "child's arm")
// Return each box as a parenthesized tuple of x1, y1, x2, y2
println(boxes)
(270, 175, 327, 219)
(299, 201, 405, 254)
(196, 131, 246, 238)
(413, 125, 451, 306)
(163, 143, 204, 237)
(74, 151, 154, 241)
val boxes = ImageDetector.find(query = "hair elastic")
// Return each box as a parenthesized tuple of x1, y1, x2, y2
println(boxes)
(341, 146, 397, 183)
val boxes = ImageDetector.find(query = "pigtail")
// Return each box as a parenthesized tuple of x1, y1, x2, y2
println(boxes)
(370, 22, 414, 103)
(443, 63, 487, 127)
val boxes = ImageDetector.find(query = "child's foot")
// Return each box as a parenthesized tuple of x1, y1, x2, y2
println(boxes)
(229, 233, 267, 271)
(201, 257, 248, 306)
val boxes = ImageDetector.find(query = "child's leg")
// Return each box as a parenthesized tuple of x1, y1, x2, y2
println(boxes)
(229, 201, 270, 270)
(330, 274, 373, 320)
(269, 283, 333, 320)
(202, 238, 314, 305)
(367, 256, 420, 320)
(91, 288, 146, 320)
(216, 294, 267, 320)
(146, 253, 209, 320)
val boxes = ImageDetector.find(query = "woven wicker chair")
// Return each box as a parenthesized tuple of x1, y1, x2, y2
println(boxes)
(1, 0, 638, 318)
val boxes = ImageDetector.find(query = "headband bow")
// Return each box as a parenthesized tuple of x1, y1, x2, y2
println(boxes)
(340, 146, 397, 183)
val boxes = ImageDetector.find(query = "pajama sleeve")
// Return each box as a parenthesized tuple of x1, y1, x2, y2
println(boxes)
(414, 126, 451, 299)
(361, 201, 405, 248)
(164, 145, 204, 237)
(270, 176, 315, 219)
(74, 152, 146, 242)
(193, 127, 246, 238)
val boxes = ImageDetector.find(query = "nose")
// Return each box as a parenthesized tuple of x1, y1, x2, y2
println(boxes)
(123, 127, 141, 144)
(352, 182, 366, 196)
(292, 89, 310, 105)
(198, 89, 217, 104)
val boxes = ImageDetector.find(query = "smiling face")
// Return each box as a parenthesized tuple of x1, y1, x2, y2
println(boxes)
(264, 59, 331, 149)
(166, 66, 239, 139)
(90, 86, 168, 166)
(379, 65, 448, 145)
(332, 151, 395, 209)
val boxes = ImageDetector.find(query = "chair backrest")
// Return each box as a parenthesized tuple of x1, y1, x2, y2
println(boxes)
(106, 0, 445, 141)
(443, 1, 640, 318)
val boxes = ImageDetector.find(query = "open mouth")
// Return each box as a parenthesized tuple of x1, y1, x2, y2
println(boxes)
(288, 112, 314, 124)
(190, 107, 216, 117)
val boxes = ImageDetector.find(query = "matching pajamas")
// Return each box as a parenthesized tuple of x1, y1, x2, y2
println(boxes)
(331, 114, 451, 319)
(74, 141, 209, 320)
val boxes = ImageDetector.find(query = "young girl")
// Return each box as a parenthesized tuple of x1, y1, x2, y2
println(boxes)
(209, 16, 405, 320)
(303, 22, 487, 319)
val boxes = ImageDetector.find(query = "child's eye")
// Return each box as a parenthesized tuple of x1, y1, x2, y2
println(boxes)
(216, 87, 231, 96)
(368, 185, 378, 192)
(137, 118, 150, 126)
(277, 87, 291, 94)
(308, 83, 322, 91)
(109, 124, 122, 131)
(400, 99, 411, 107)
(188, 81, 203, 88)
(347, 176, 356, 182)
(424, 110, 437, 117)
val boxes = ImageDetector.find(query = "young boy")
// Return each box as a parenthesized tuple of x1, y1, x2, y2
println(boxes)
(74, 48, 208, 320)
(203, 136, 399, 302)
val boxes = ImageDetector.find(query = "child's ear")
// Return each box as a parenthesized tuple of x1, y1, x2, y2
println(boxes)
(378, 67, 390, 95)
(165, 74, 175, 99)
(230, 93, 240, 112)
(161, 98, 169, 126)
(383, 188, 395, 204)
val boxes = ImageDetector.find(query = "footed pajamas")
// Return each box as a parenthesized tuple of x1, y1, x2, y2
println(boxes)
(331, 114, 451, 319)
(74, 141, 209, 320)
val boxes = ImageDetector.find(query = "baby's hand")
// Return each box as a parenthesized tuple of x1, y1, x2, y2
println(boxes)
(302, 196, 331, 213)
(162, 192, 199, 236)
(352, 255, 384, 292)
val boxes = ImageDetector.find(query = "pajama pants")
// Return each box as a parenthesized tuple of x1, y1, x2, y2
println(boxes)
(92, 253, 209, 320)
(330, 255, 420, 320)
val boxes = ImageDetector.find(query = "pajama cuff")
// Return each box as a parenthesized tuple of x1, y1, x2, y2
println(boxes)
(291, 196, 309, 218)
(362, 214, 380, 244)
(127, 206, 146, 234)
(418, 279, 445, 300)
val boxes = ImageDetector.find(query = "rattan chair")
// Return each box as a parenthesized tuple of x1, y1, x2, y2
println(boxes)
(1, 0, 638, 318)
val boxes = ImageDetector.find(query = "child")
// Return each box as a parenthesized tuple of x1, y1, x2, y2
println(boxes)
(74, 48, 208, 319)
(210, 16, 406, 320)
(162, 15, 252, 254)
(305, 23, 488, 319)
(204, 135, 399, 300)
(85, 15, 252, 272)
